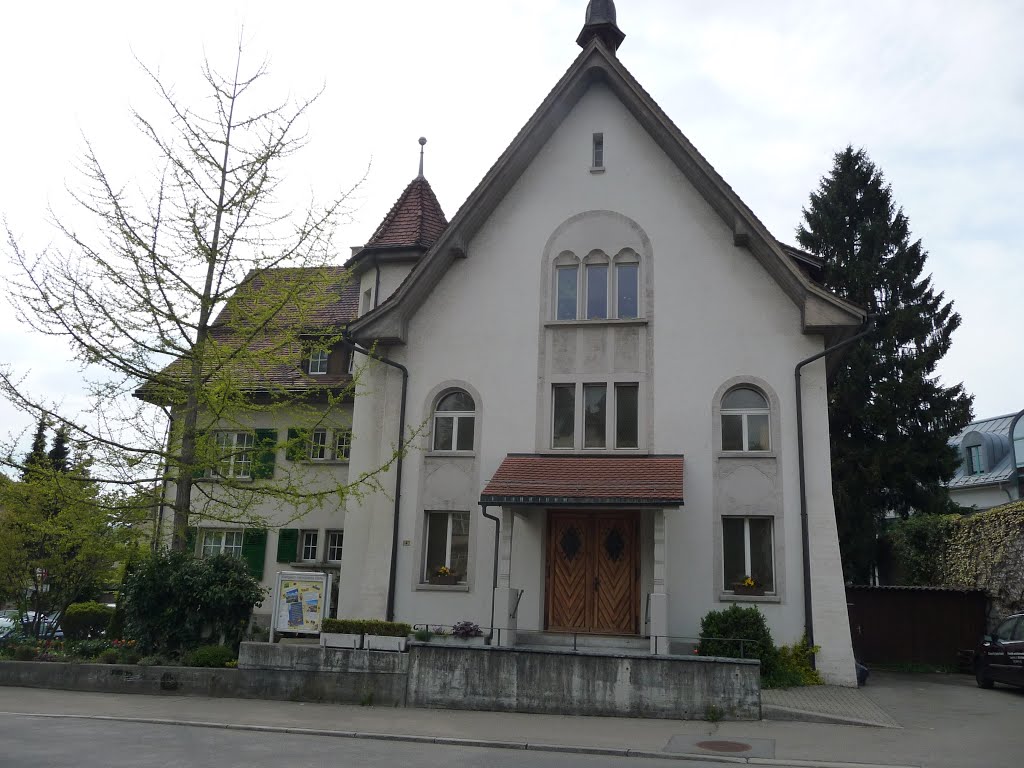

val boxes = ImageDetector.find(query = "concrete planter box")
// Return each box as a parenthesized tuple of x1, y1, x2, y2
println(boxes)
(365, 635, 408, 652)
(320, 632, 362, 649)
(428, 635, 486, 647)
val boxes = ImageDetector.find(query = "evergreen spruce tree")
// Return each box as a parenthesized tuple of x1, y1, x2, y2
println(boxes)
(47, 426, 71, 473)
(21, 416, 48, 481)
(797, 146, 973, 583)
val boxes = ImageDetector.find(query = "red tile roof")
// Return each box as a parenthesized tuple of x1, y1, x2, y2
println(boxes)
(481, 454, 684, 506)
(365, 176, 448, 250)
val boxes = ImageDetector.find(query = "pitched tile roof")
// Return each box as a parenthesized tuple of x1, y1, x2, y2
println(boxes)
(365, 176, 448, 250)
(481, 454, 684, 506)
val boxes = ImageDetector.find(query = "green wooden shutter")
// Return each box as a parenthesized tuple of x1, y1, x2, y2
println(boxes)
(276, 528, 299, 563)
(285, 428, 307, 462)
(252, 429, 277, 479)
(185, 526, 198, 555)
(242, 529, 268, 579)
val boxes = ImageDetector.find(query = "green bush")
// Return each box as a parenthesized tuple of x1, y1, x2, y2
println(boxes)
(121, 550, 266, 654)
(321, 619, 411, 637)
(182, 645, 235, 668)
(699, 604, 776, 662)
(98, 648, 120, 664)
(770, 638, 823, 688)
(13, 646, 35, 662)
(136, 655, 167, 667)
(61, 601, 115, 640)
(70, 639, 114, 659)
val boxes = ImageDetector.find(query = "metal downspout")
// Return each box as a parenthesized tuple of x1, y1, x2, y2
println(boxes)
(341, 331, 408, 622)
(481, 505, 500, 641)
(795, 318, 876, 661)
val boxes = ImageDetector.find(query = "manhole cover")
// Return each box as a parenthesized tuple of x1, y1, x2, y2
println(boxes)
(695, 740, 752, 753)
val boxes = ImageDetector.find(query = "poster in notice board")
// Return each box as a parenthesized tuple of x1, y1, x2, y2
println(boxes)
(271, 571, 331, 637)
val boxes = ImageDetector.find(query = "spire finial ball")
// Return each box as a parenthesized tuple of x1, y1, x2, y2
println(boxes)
(419, 137, 427, 146)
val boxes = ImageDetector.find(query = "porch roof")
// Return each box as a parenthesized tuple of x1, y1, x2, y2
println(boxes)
(480, 454, 684, 507)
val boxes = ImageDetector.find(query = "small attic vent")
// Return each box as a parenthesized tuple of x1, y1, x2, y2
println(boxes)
(592, 132, 604, 169)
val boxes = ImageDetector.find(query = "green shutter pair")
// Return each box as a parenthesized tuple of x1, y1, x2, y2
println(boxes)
(286, 429, 308, 462)
(277, 528, 299, 563)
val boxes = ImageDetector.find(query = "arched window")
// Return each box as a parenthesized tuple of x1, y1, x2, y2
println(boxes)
(433, 390, 476, 452)
(552, 249, 641, 321)
(613, 250, 640, 319)
(721, 387, 770, 452)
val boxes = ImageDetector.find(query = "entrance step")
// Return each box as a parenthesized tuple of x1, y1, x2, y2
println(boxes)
(514, 631, 649, 652)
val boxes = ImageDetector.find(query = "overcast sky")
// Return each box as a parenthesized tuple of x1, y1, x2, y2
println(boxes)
(1, 0, 1021, 454)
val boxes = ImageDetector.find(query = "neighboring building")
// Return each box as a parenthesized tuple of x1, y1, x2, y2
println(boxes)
(159, 3, 863, 685)
(947, 411, 1024, 511)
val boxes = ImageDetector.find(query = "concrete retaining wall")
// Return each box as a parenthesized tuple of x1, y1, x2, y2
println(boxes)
(407, 645, 760, 720)
(0, 643, 759, 719)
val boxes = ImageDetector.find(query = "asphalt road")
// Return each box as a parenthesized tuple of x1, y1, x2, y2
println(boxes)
(0, 714, 778, 768)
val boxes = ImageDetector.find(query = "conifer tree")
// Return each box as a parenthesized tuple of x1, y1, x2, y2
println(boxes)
(21, 416, 48, 481)
(48, 425, 70, 473)
(797, 146, 973, 583)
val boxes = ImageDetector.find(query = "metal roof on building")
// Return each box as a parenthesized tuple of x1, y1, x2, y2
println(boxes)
(947, 412, 1022, 489)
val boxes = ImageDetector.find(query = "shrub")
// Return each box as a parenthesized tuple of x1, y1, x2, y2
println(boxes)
(71, 639, 114, 659)
(698, 604, 780, 681)
(182, 645, 235, 668)
(413, 628, 433, 642)
(770, 638, 823, 688)
(98, 648, 120, 664)
(123, 651, 142, 665)
(136, 655, 167, 667)
(62, 601, 115, 640)
(121, 550, 266, 655)
(13, 646, 35, 662)
(321, 619, 411, 637)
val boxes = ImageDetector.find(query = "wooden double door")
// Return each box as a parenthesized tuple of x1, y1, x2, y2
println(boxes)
(545, 511, 639, 635)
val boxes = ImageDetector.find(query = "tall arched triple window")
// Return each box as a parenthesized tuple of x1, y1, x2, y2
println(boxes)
(432, 389, 476, 452)
(721, 387, 770, 452)
(553, 249, 641, 321)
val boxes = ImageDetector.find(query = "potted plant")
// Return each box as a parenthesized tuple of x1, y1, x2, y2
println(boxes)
(731, 576, 765, 597)
(363, 620, 413, 652)
(429, 565, 460, 586)
(320, 618, 363, 649)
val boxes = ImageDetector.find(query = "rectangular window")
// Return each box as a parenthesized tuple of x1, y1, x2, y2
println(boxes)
(552, 384, 576, 449)
(592, 132, 604, 168)
(309, 429, 328, 461)
(214, 431, 254, 478)
(335, 429, 352, 461)
(583, 383, 607, 448)
(327, 531, 344, 562)
(615, 383, 639, 448)
(723, 517, 774, 593)
(616, 262, 638, 319)
(586, 263, 608, 319)
(423, 511, 469, 584)
(348, 351, 356, 374)
(201, 529, 243, 558)
(361, 287, 373, 314)
(556, 265, 578, 320)
(309, 349, 329, 375)
(301, 530, 319, 562)
(721, 414, 744, 451)
(968, 445, 983, 475)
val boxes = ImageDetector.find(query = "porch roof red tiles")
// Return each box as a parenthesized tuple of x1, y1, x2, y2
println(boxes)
(480, 454, 684, 507)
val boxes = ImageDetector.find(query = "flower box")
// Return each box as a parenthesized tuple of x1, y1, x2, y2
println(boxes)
(428, 574, 460, 586)
(427, 634, 487, 647)
(364, 634, 408, 652)
(731, 584, 766, 597)
(320, 632, 362, 649)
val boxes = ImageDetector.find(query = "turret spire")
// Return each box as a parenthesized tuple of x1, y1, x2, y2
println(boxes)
(417, 136, 427, 179)
(576, 0, 625, 52)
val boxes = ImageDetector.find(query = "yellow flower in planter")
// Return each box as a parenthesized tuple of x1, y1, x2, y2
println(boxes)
(741, 576, 757, 588)
(436, 565, 453, 577)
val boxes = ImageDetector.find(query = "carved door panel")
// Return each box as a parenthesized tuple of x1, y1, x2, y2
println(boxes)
(547, 514, 590, 631)
(592, 513, 637, 634)
(546, 511, 638, 635)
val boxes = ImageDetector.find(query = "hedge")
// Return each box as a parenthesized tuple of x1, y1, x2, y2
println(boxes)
(61, 601, 115, 640)
(321, 619, 411, 637)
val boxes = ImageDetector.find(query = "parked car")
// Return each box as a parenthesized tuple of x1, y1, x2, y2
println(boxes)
(975, 613, 1024, 689)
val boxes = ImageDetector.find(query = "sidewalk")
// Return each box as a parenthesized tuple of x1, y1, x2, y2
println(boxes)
(0, 672, 1019, 768)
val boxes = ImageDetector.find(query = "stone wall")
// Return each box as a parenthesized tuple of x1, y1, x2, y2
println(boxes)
(407, 644, 760, 720)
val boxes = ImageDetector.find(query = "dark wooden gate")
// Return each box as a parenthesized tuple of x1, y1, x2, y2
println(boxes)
(846, 585, 988, 667)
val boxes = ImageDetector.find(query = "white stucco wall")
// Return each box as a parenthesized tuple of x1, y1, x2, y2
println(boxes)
(951, 484, 1016, 511)
(337, 81, 855, 683)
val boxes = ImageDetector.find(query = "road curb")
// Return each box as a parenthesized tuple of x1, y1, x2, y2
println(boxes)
(761, 704, 901, 729)
(0, 710, 920, 768)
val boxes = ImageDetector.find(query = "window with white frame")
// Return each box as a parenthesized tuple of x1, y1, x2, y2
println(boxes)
(967, 444, 984, 475)
(614, 253, 639, 319)
(326, 530, 344, 562)
(423, 511, 469, 584)
(552, 382, 639, 451)
(721, 387, 771, 452)
(555, 262, 579, 320)
(201, 529, 243, 558)
(309, 428, 329, 461)
(309, 349, 329, 375)
(335, 429, 352, 461)
(214, 431, 254, 478)
(585, 260, 609, 319)
(301, 530, 319, 562)
(432, 390, 475, 452)
(722, 517, 774, 592)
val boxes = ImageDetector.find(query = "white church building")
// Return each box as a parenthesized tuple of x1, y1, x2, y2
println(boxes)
(176, 2, 862, 686)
